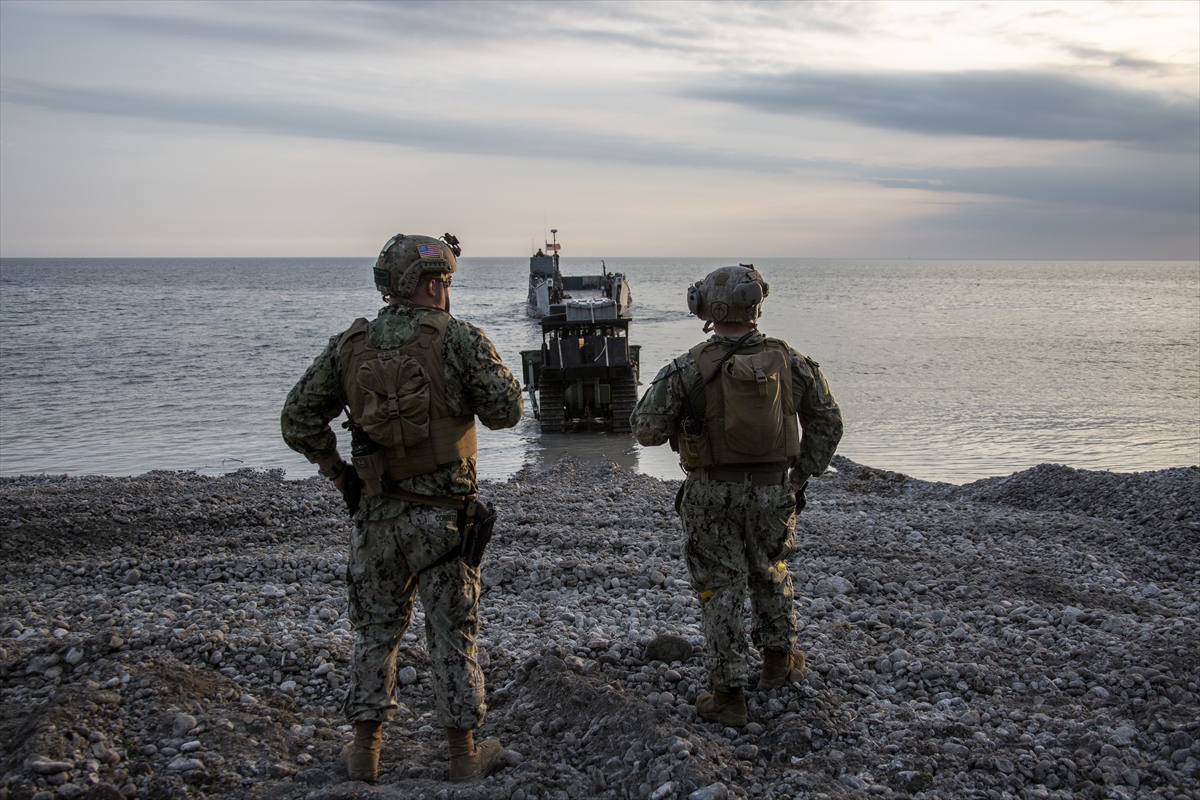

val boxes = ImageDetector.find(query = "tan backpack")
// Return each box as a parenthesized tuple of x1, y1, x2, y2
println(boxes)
(338, 312, 476, 494)
(677, 338, 800, 469)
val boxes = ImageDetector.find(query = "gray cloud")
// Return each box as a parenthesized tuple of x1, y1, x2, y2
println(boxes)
(0, 78, 806, 173)
(688, 69, 1199, 152)
(93, 10, 365, 50)
(109, 1, 866, 60)
(1062, 43, 1174, 74)
(4, 78, 1195, 221)
(867, 160, 1200, 215)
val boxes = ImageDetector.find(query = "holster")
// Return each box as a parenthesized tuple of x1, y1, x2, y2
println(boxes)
(458, 499, 497, 569)
(418, 497, 497, 573)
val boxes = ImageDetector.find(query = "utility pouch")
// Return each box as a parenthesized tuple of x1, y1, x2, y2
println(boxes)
(677, 431, 712, 469)
(718, 349, 788, 456)
(355, 353, 432, 453)
(459, 499, 497, 568)
(345, 417, 389, 496)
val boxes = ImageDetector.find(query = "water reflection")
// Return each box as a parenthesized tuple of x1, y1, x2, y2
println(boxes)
(525, 433, 640, 474)
(476, 423, 687, 484)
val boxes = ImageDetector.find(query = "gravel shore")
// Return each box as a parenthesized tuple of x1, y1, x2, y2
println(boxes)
(2, 455, 1198, 800)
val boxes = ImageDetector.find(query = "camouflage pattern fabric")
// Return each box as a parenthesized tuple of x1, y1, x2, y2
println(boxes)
(631, 331, 842, 691)
(630, 331, 842, 485)
(282, 301, 521, 731)
(679, 477, 797, 691)
(281, 303, 523, 519)
(344, 505, 485, 729)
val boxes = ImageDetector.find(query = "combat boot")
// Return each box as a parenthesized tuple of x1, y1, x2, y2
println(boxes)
(758, 649, 806, 690)
(696, 688, 748, 727)
(341, 720, 382, 782)
(446, 727, 504, 782)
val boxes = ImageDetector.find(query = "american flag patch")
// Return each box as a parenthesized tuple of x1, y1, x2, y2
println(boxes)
(418, 243, 442, 259)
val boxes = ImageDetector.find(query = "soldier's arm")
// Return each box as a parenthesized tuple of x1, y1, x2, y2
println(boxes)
(791, 351, 844, 480)
(281, 335, 347, 464)
(447, 320, 524, 430)
(630, 359, 689, 447)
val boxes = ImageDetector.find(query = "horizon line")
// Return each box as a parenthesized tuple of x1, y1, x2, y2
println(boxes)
(2, 255, 1198, 263)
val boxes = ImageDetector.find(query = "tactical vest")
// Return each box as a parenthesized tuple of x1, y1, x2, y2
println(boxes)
(675, 338, 801, 471)
(338, 311, 476, 495)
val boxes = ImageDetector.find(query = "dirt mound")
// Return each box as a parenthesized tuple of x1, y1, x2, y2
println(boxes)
(0, 653, 334, 800)
(821, 456, 922, 497)
(960, 463, 1198, 523)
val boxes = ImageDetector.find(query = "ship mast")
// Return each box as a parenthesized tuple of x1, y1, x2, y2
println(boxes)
(547, 229, 563, 297)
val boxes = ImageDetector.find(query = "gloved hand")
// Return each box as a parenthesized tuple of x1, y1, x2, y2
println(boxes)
(336, 468, 363, 517)
(793, 479, 808, 513)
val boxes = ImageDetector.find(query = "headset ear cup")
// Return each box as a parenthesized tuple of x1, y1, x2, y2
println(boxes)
(687, 284, 702, 317)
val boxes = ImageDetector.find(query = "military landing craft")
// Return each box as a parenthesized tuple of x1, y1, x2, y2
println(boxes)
(521, 231, 639, 434)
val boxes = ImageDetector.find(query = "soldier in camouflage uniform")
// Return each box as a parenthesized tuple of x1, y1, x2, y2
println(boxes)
(630, 265, 842, 727)
(281, 233, 522, 782)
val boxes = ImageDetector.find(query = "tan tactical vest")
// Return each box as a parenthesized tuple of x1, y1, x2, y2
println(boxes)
(676, 338, 801, 470)
(337, 311, 476, 495)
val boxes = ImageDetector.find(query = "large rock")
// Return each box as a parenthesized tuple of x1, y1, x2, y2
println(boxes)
(645, 634, 693, 664)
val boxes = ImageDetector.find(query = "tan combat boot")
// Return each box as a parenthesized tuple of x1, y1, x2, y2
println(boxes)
(696, 688, 748, 727)
(446, 727, 504, 782)
(758, 649, 806, 690)
(341, 720, 382, 782)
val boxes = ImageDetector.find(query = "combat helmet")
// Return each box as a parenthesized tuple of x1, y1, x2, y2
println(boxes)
(687, 265, 769, 325)
(373, 233, 462, 299)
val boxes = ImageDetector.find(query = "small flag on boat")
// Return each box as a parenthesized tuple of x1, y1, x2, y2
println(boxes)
(546, 243, 561, 251)
(418, 243, 442, 259)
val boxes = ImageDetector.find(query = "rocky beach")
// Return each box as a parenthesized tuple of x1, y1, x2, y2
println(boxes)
(1, 455, 1198, 800)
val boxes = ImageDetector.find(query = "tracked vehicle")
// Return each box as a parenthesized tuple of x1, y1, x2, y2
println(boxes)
(521, 231, 639, 434)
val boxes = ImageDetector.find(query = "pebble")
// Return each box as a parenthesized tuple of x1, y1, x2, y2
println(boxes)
(645, 634, 692, 664)
(86, 787, 124, 800)
(171, 713, 197, 737)
(0, 455, 1196, 799)
(733, 744, 758, 760)
(688, 784, 728, 800)
(28, 760, 72, 775)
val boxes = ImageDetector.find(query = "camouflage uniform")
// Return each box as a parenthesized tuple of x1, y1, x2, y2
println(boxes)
(631, 331, 842, 691)
(282, 303, 522, 727)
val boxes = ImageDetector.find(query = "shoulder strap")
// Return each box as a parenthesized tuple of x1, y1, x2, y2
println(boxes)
(337, 318, 371, 357)
(686, 343, 717, 421)
(413, 308, 452, 349)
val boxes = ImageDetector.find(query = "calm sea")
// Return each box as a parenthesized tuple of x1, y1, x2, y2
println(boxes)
(1, 258, 1197, 485)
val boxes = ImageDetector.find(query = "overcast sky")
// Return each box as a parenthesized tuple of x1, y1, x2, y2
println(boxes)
(1, 0, 1197, 258)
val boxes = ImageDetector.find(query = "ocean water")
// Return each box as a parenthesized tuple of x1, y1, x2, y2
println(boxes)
(1, 257, 1197, 485)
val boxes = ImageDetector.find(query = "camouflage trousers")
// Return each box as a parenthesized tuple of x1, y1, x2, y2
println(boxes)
(678, 476, 798, 692)
(344, 503, 486, 730)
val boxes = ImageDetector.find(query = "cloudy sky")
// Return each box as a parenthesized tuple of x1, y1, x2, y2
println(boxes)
(1, 0, 1197, 258)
